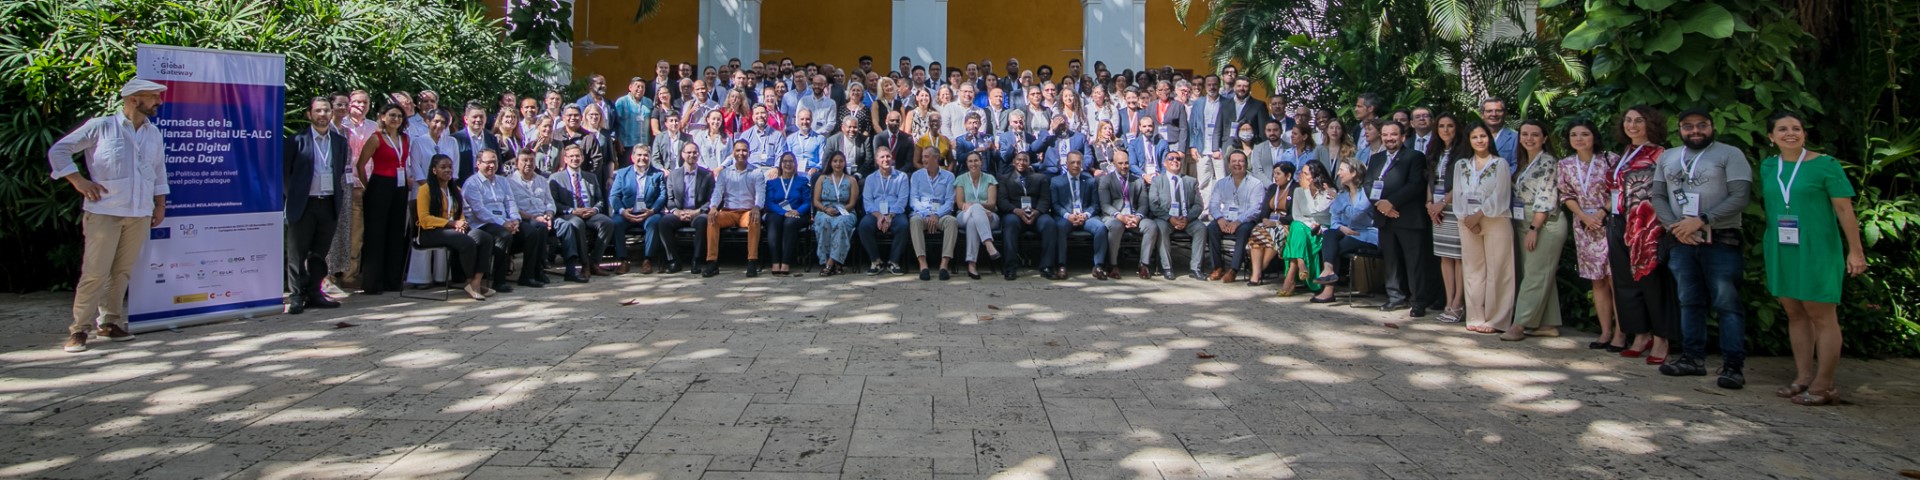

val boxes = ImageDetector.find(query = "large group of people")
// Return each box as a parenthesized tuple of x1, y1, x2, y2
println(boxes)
(50, 56, 1869, 407)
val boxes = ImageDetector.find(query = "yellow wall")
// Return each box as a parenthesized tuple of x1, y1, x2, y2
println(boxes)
(762, 0, 891, 66)
(947, 0, 1084, 77)
(571, 0, 701, 81)
(1145, 0, 1216, 74)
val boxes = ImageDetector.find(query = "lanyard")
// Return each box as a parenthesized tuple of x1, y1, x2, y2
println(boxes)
(1376, 150, 1398, 183)
(778, 175, 796, 202)
(1617, 144, 1647, 181)
(1777, 149, 1809, 208)
(1680, 147, 1706, 183)
(1578, 154, 1603, 201)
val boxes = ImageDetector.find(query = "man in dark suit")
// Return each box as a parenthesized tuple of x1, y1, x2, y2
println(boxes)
(1217, 78, 1272, 150)
(1149, 80, 1189, 155)
(1364, 121, 1434, 317)
(548, 144, 616, 282)
(1098, 151, 1149, 279)
(1123, 116, 1171, 178)
(451, 102, 490, 181)
(1044, 153, 1107, 280)
(872, 110, 915, 174)
(997, 151, 1053, 280)
(657, 141, 716, 273)
(994, 110, 1039, 178)
(284, 96, 350, 314)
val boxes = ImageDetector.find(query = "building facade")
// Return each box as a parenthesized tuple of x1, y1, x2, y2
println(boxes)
(560, 0, 1218, 80)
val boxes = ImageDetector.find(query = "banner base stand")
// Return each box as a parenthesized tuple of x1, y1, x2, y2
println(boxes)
(129, 305, 283, 335)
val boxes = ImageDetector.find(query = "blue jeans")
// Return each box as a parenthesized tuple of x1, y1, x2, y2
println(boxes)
(1666, 241, 1746, 366)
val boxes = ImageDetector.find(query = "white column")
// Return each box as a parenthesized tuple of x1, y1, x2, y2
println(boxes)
(892, 0, 946, 68)
(1082, 0, 1145, 73)
(699, 0, 762, 68)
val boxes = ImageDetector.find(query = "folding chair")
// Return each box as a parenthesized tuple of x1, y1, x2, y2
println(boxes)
(400, 206, 454, 301)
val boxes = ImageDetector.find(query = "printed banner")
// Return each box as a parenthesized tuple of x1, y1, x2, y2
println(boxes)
(129, 45, 287, 331)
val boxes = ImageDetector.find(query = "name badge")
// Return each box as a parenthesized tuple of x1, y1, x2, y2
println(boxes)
(1369, 180, 1384, 199)
(1431, 185, 1448, 203)
(1020, 196, 1033, 211)
(1610, 189, 1624, 214)
(1511, 199, 1527, 219)
(1465, 195, 1482, 208)
(1225, 206, 1241, 219)
(1071, 201, 1084, 215)
(876, 201, 889, 213)
(1268, 213, 1282, 222)
(1778, 215, 1800, 245)
(1681, 192, 1702, 217)
(781, 202, 793, 212)
(491, 210, 505, 217)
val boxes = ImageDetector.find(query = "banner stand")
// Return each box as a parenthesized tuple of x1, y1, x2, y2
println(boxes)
(129, 44, 288, 334)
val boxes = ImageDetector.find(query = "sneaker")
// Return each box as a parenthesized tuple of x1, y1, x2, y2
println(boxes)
(63, 332, 88, 353)
(321, 277, 351, 298)
(96, 324, 135, 342)
(1658, 356, 1707, 377)
(1716, 364, 1745, 390)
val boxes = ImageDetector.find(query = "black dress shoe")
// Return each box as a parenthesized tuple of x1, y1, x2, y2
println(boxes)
(1187, 271, 1206, 281)
(1163, 270, 1177, 280)
(1378, 301, 1409, 311)
(688, 262, 704, 275)
(1004, 270, 1017, 281)
(307, 295, 341, 309)
(492, 282, 515, 293)
(565, 272, 590, 283)
(517, 279, 545, 288)
(968, 271, 981, 280)
(666, 261, 683, 274)
(746, 263, 761, 277)
(939, 269, 951, 281)
(286, 299, 306, 315)
(702, 263, 719, 277)
(919, 268, 931, 281)
(1408, 308, 1427, 318)
(1309, 295, 1336, 303)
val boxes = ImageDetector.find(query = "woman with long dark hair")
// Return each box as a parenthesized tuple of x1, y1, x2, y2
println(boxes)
(1280, 159, 1334, 296)
(1610, 106, 1679, 364)
(1558, 119, 1622, 350)
(1454, 123, 1516, 334)
(1506, 118, 1568, 340)
(353, 103, 412, 294)
(812, 151, 861, 275)
(413, 155, 494, 301)
(1424, 113, 1467, 322)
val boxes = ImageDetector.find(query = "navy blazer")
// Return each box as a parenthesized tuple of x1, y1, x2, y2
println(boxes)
(1122, 133, 1171, 176)
(608, 165, 668, 215)
(994, 131, 1039, 177)
(285, 128, 351, 223)
(952, 132, 998, 174)
(451, 129, 487, 185)
(1049, 172, 1100, 218)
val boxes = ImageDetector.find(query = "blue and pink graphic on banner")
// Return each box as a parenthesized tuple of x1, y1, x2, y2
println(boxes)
(130, 45, 288, 330)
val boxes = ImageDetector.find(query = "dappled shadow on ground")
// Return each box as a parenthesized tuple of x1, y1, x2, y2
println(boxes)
(0, 264, 1916, 479)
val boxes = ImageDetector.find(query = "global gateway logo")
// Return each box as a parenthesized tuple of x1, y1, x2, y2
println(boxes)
(149, 51, 193, 78)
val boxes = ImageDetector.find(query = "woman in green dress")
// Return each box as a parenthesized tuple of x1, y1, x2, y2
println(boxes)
(1760, 111, 1868, 406)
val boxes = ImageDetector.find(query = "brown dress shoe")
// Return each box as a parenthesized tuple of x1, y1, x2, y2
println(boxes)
(1138, 265, 1151, 279)
(639, 260, 655, 274)
(1221, 270, 1238, 283)
(1208, 268, 1225, 281)
(1107, 266, 1120, 279)
(615, 261, 630, 275)
(96, 324, 135, 342)
(1055, 267, 1068, 279)
(1092, 268, 1108, 280)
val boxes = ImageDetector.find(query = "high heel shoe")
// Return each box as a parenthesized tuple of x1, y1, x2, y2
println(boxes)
(1791, 387, 1838, 406)
(1645, 354, 1666, 365)
(463, 285, 488, 301)
(1620, 347, 1645, 358)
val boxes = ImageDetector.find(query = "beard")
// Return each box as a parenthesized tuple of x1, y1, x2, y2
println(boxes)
(1682, 135, 1714, 150)
(137, 102, 160, 117)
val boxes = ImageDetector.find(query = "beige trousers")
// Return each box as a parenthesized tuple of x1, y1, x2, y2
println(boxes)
(1460, 215, 1517, 330)
(912, 215, 958, 259)
(72, 212, 148, 334)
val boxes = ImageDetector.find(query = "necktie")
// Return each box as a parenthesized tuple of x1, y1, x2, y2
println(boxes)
(572, 172, 587, 208)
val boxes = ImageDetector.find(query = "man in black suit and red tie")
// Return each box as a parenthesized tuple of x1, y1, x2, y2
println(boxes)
(285, 96, 352, 314)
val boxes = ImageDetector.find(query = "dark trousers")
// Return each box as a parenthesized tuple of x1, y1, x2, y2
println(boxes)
(1044, 215, 1108, 269)
(360, 177, 408, 292)
(1000, 213, 1054, 272)
(285, 196, 337, 299)
(1380, 226, 1433, 305)
(1207, 219, 1256, 272)
(472, 223, 512, 280)
(858, 214, 911, 265)
(416, 228, 479, 276)
(1610, 217, 1680, 341)
(558, 213, 616, 266)
(653, 213, 708, 263)
(515, 219, 551, 280)
(766, 213, 809, 264)
(612, 214, 662, 260)
(1320, 229, 1377, 279)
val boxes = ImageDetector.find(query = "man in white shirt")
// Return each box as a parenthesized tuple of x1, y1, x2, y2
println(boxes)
(704, 140, 767, 277)
(462, 150, 522, 294)
(504, 151, 556, 287)
(46, 78, 169, 352)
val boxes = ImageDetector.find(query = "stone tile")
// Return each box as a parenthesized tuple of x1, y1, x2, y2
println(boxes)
(972, 429, 1064, 473)
(1036, 378, 1145, 398)
(1115, 399, 1253, 435)
(1260, 435, 1409, 464)
(530, 424, 652, 468)
(422, 421, 572, 452)
(543, 400, 672, 426)
(864, 376, 968, 396)
(1043, 397, 1132, 433)
(965, 377, 1043, 406)
(785, 374, 864, 405)
(685, 372, 802, 394)
(631, 426, 772, 456)
(934, 396, 1051, 431)
(1053, 431, 1189, 461)
(309, 419, 455, 463)
(1310, 411, 1450, 437)
(751, 427, 851, 472)
(841, 456, 933, 480)
(701, 473, 837, 480)
(844, 361, 943, 377)
(603, 374, 700, 402)
(656, 392, 753, 426)
(737, 403, 858, 428)
(463, 466, 615, 479)
(854, 394, 932, 430)
(367, 448, 495, 479)
(847, 429, 975, 458)
(607, 453, 710, 480)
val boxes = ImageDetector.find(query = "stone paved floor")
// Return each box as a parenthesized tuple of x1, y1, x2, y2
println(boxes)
(2, 267, 1917, 479)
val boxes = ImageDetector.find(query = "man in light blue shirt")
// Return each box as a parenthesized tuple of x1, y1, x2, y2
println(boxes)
(797, 74, 838, 136)
(461, 149, 521, 293)
(784, 109, 826, 175)
(1205, 151, 1270, 282)
(736, 105, 787, 171)
(907, 150, 958, 280)
(859, 149, 912, 274)
(703, 140, 767, 277)
(47, 78, 169, 351)
(1482, 98, 1519, 171)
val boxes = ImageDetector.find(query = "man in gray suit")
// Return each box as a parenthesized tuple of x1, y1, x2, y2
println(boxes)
(822, 117, 870, 175)
(1143, 151, 1207, 280)
(1247, 120, 1288, 183)
(1098, 150, 1149, 279)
